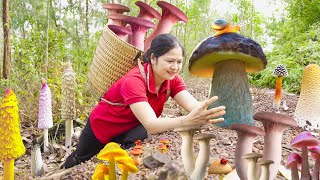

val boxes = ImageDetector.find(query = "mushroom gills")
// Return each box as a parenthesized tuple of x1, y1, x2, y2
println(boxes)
(208, 60, 254, 127)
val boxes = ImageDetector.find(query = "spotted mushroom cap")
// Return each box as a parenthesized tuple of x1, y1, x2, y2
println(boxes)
(273, 64, 288, 77)
(189, 33, 267, 77)
(294, 64, 320, 130)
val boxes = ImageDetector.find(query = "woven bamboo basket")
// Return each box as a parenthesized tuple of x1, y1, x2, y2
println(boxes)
(88, 25, 142, 98)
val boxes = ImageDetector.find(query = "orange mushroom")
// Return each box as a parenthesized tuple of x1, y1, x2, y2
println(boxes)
(208, 158, 233, 180)
(158, 144, 167, 154)
(130, 148, 144, 166)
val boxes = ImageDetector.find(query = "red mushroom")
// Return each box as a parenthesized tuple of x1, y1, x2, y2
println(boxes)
(272, 64, 288, 111)
(253, 112, 298, 180)
(108, 25, 132, 40)
(144, 1, 188, 51)
(135, 1, 161, 21)
(229, 124, 265, 180)
(309, 145, 320, 180)
(285, 152, 302, 180)
(124, 17, 155, 51)
(291, 131, 319, 180)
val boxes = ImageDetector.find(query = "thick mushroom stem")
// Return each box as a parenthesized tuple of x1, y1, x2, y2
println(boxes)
(3, 159, 14, 180)
(174, 125, 200, 176)
(208, 60, 253, 127)
(31, 143, 44, 176)
(273, 76, 283, 111)
(243, 153, 263, 180)
(257, 160, 274, 180)
(234, 134, 255, 179)
(261, 126, 285, 179)
(190, 134, 215, 180)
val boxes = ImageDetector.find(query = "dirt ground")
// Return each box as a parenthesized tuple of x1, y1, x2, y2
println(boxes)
(0, 77, 306, 180)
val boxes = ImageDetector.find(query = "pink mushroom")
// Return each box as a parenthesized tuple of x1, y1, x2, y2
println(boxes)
(102, 3, 130, 15)
(108, 25, 132, 40)
(135, 1, 161, 21)
(291, 131, 319, 180)
(253, 112, 298, 180)
(308, 145, 320, 180)
(285, 152, 302, 180)
(108, 14, 130, 26)
(144, 1, 188, 51)
(124, 17, 155, 51)
(229, 124, 265, 180)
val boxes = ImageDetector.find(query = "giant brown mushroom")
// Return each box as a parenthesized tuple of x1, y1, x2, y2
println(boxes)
(253, 112, 298, 180)
(189, 24, 267, 128)
(229, 124, 265, 180)
(144, 1, 188, 51)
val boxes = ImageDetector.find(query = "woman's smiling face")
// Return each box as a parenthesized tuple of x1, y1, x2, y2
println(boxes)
(151, 46, 183, 83)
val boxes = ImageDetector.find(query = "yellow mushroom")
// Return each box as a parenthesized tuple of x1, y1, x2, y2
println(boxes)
(0, 89, 26, 180)
(294, 64, 320, 130)
(92, 163, 109, 180)
(208, 158, 233, 180)
(117, 156, 139, 180)
(97, 142, 128, 180)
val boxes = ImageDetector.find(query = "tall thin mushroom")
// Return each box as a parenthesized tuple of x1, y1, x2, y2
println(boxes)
(272, 64, 288, 111)
(257, 160, 274, 180)
(285, 152, 302, 180)
(173, 125, 201, 176)
(253, 112, 298, 180)
(190, 133, 216, 180)
(189, 20, 267, 127)
(229, 124, 265, 180)
(61, 63, 76, 149)
(38, 78, 53, 152)
(242, 153, 263, 180)
(0, 89, 26, 180)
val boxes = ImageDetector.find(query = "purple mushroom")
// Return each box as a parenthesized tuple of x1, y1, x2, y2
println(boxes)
(135, 1, 161, 21)
(308, 145, 320, 180)
(285, 152, 302, 180)
(291, 131, 319, 180)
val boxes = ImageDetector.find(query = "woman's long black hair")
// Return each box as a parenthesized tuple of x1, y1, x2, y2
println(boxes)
(143, 34, 185, 63)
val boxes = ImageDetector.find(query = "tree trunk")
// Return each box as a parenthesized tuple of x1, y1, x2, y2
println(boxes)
(3, 0, 10, 79)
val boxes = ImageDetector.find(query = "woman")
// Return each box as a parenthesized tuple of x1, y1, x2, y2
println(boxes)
(65, 34, 226, 168)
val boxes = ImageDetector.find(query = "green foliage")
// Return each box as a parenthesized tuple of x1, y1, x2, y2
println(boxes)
(250, 22, 320, 94)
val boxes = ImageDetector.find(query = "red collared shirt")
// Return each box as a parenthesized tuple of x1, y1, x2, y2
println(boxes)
(90, 63, 187, 144)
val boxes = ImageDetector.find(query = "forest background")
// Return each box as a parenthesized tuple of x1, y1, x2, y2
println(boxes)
(0, 0, 319, 124)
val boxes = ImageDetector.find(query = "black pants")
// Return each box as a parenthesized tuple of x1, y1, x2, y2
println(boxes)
(64, 118, 147, 168)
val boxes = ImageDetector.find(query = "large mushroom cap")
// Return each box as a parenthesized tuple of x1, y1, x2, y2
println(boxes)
(102, 3, 130, 14)
(208, 158, 233, 175)
(157, 1, 188, 23)
(253, 112, 298, 128)
(291, 131, 319, 149)
(189, 33, 267, 77)
(124, 16, 155, 30)
(135, 1, 161, 20)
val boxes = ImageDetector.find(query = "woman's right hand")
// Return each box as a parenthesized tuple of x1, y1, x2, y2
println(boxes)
(183, 96, 226, 126)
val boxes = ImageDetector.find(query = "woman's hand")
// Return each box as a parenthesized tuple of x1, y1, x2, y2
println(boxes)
(183, 96, 226, 126)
